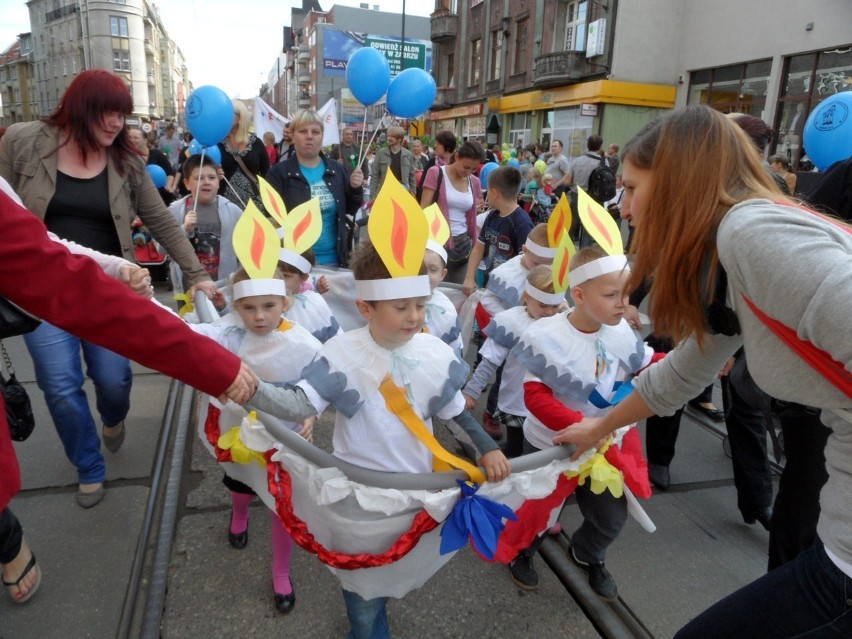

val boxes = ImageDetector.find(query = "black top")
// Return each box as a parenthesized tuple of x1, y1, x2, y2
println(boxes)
(44, 169, 121, 256)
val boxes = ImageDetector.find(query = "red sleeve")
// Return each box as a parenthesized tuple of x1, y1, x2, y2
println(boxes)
(524, 381, 584, 431)
(636, 350, 667, 373)
(0, 189, 240, 397)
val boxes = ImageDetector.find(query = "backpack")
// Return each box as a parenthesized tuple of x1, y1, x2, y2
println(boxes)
(586, 154, 617, 204)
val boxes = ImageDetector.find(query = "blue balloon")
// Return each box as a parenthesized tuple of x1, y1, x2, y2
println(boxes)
(203, 144, 222, 165)
(478, 162, 499, 189)
(188, 139, 203, 156)
(386, 68, 437, 119)
(185, 85, 234, 146)
(146, 164, 167, 189)
(803, 92, 852, 171)
(346, 47, 391, 106)
(507, 158, 520, 167)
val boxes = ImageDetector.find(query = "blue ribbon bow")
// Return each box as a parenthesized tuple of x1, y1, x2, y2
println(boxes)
(439, 480, 518, 560)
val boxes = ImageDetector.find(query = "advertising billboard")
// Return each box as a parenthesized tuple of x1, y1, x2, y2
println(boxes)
(323, 29, 432, 78)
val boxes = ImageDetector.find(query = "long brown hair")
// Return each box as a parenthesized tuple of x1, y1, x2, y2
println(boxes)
(623, 105, 788, 346)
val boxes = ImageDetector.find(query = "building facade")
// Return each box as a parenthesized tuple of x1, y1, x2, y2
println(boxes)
(24, 0, 189, 125)
(0, 34, 39, 127)
(271, 3, 431, 137)
(430, 0, 851, 169)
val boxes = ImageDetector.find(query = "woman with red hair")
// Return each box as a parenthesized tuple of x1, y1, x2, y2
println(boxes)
(0, 69, 219, 509)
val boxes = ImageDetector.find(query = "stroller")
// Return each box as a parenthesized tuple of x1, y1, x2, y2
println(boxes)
(131, 219, 171, 288)
(528, 187, 556, 225)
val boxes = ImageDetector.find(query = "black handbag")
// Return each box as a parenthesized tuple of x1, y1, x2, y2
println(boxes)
(0, 340, 35, 442)
(0, 297, 40, 339)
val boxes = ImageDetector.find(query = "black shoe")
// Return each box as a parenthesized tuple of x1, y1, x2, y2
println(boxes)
(570, 547, 618, 601)
(228, 514, 249, 549)
(274, 590, 295, 614)
(648, 464, 671, 491)
(509, 552, 539, 590)
(742, 505, 772, 532)
(689, 402, 725, 422)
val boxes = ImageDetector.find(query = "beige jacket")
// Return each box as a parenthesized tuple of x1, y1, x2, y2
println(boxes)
(0, 121, 208, 285)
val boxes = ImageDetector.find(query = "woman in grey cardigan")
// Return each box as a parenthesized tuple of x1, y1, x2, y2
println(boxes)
(556, 106, 852, 638)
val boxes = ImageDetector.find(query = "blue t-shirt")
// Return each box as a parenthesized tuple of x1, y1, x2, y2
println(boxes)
(478, 206, 533, 273)
(300, 161, 338, 265)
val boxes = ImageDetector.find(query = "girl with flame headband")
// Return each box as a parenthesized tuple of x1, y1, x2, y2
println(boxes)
(187, 189, 323, 615)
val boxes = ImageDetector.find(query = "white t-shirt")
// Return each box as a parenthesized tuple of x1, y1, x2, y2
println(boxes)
(442, 166, 473, 236)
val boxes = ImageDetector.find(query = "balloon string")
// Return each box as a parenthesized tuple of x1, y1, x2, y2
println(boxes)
(220, 173, 247, 209)
(356, 112, 386, 171)
(356, 108, 369, 170)
(192, 148, 206, 212)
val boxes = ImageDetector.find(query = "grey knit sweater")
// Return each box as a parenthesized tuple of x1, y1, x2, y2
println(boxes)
(635, 199, 852, 564)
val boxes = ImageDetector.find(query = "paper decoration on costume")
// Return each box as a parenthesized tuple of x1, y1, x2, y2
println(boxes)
(552, 230, 574, 294)
(257, 175, 321, 274)
(577, 187, 623, 256)
(547, 193, 572, 248)
(258, 176, 289, 227)
(232, 200, 280, 280)
(369, 171, 429, 278)
(569, 187, 629, 289)
(283, 199, 322, 253)
(423, 203, 450, 247)
(423, 202, 450, 263)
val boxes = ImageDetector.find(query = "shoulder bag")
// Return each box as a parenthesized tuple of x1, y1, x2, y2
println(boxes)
(0, 297, 40, 339)
(0, 340, 35, 442)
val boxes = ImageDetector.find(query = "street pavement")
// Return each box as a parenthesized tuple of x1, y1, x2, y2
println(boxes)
(1, 288, 773, 638)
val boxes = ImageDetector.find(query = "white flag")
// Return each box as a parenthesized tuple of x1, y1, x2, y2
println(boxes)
(253, 97, 289, 144)
(317, 98, 340, 148)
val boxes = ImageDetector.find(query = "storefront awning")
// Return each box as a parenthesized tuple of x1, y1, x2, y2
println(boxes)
(488, 80, 676, 114)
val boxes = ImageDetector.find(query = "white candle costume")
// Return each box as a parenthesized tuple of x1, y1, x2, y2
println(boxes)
(513, 188, 655, 507)
(422, 205, 462, 352)
(480, 194, 570, 316)
(194, 189, 322, 495)
(232, 174, 606, 599)
(285, 290, 342, 344)
(464, 305, 541, 416)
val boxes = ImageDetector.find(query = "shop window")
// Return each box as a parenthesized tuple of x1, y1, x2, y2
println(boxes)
(553, 0, 587, 53)
(686, 59, 771, 117)
(775, 45, 851, 170)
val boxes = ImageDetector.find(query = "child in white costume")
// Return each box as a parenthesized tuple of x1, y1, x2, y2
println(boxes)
(232, 174, 511, 638)
(462, 266, 563, 457)
(511, 211, 659, 599)
(190, 267, 320, 615)
(422, 239, 463, 354)
(279, 248, 342, 344)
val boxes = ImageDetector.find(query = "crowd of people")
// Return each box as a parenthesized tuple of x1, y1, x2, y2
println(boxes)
(0, 68, 849, 639)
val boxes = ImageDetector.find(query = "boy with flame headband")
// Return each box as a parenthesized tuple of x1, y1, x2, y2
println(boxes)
(244, 173, 510, 638)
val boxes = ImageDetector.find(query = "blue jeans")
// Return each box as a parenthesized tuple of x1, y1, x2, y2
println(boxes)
(675, 537, 852, 638)
(341, 589, 390, 639)
(24, 321, 132, 484)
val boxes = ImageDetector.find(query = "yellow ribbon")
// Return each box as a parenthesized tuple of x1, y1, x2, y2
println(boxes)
(173, 292, 194, 317)
(379, 376, 486, 485)
(564, 439, 624, 498)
